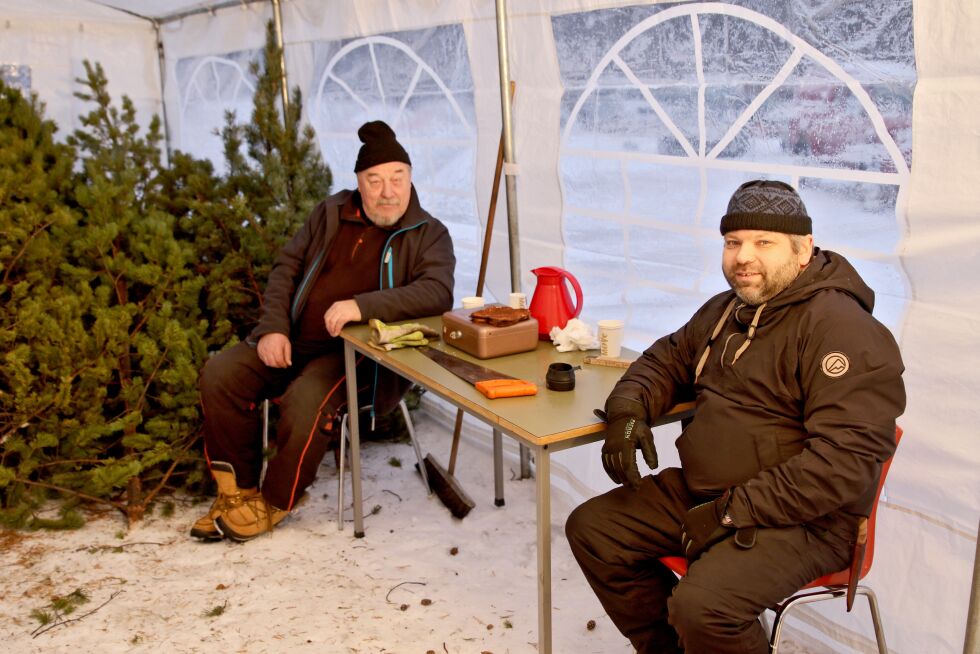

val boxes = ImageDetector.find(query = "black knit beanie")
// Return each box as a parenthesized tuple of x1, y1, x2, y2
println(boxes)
(719, 180, 812, 235)
(353, 120, 411, 173)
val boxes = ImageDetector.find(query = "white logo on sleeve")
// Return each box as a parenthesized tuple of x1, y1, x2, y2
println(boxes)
(821, 352, 850, 378)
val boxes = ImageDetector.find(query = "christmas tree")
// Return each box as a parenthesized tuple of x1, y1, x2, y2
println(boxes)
(0, 81, 85, 527)
(0, 63, 208, 526)
(164, 20, 332, 349)
(1, 20, 333, 528)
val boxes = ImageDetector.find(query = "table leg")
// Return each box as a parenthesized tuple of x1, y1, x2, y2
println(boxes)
(344, 342, 365, 538)
(493, 429, 505, 507)
(536, 444, 552, 654)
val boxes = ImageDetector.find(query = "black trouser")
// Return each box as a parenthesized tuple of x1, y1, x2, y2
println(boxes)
(564, 468, 852, 654)
(199, 342, 374, 510)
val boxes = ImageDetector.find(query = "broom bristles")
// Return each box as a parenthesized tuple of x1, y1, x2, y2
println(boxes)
(422, 454, 475, 519)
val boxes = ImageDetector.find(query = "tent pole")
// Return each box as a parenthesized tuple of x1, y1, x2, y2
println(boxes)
(494, 0, 533, 490)
(494, 0, 521, 295)
(151, 19, 172, 164)
(271, 0, 289, 118)
(966, 517, 980, 654)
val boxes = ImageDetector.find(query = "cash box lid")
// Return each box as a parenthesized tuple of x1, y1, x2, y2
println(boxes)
(441, 306, 539, 359)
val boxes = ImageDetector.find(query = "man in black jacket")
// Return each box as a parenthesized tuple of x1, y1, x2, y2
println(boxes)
(194, 121, 455, 542)
(565, 180, 905, 653)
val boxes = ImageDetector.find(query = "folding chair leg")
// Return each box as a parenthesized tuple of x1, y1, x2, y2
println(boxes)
(768, 586, 886, 654)
(398, 399, 430, 494)
(859, 586, 889, 654)
(769, 589, 842, 652)
(337, 413, 348, 531)
(338, 401, 431, 531)
(260, 399, 270, 487)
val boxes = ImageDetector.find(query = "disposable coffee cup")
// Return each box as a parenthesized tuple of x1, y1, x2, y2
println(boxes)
(508, 292, 527, 309)
(598, 319, 624, 358)
(461, 296, 485, 309)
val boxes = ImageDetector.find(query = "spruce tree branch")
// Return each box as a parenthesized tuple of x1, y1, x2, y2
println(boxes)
(242, 211, 275, 250)
(31, 589, 124, 638)
(0, 355, 100, 443)
(246, 264, 264, 306)
(31, 459, 106, 469)
(2, 220, 54, 285)
(129, 269, 177, 339)
(132, 345, 169, 415)
(5, 362, 112, 450)
(140, 452, 184, 508)
(15, 478, 126, 513)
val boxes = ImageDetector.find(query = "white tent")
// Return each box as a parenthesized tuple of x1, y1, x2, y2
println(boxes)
(2, 1, 977, 652)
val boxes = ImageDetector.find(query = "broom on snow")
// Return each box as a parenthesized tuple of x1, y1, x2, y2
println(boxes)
(422, 83, 515, 519)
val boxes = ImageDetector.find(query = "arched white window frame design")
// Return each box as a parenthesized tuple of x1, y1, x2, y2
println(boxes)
(310, 33, 479, 300)
(559, 2, 911, 323)
(178, 54, 257, 168)
(312, 35, 472, 140)
(180, 55, 256, 115)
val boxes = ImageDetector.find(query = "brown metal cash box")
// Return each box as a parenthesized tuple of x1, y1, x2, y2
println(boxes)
(441, 307, 539, 359)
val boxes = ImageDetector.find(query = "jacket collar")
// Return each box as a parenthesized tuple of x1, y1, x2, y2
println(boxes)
(343, 186, 425, 231)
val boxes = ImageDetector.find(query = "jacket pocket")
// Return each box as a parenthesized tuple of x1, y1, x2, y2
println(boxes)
(753, 431, 781, 471)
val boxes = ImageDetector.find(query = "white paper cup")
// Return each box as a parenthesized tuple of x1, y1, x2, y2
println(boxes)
(461, 296, 485, 309)
(598, 319, 624, 358)
(508, 292, 527, 309)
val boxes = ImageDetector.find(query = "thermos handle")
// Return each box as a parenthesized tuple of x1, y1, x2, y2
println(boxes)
(562, 270, 584, 318)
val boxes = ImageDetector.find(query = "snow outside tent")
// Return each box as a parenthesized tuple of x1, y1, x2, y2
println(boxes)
(2, 1, 978, 652)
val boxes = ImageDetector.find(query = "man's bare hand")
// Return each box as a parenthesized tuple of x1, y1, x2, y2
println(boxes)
(324, 300, 363, 337)
(257, 333, 292, 368)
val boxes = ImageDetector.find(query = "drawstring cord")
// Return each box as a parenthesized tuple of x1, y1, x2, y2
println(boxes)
(731, 303, 766, 364)
(695, 299, 737, 382)
(694, 299, 766, 382)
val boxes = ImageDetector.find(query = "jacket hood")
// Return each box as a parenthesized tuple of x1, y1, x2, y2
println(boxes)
(695, 248, 875, 380)
(768, 247, 875, 314)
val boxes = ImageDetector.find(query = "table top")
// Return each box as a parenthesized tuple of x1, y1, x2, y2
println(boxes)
(342, 316, 692, 447)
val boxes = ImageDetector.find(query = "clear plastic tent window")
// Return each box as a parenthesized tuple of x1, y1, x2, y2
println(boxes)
(553, 0, 914, 338)
(173, 25, 480, 302)
(0, 63, 31, 92)
(176, 50, 259, 174)
(308, 25, 480, 302)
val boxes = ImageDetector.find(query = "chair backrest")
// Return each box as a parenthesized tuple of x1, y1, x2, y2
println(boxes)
(848, 424, 903, 582)
(659, 425, 904, 589)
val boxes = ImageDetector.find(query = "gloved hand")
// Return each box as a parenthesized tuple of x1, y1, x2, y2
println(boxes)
(680, 489, 740, 562)
(598, 396, 658, 489)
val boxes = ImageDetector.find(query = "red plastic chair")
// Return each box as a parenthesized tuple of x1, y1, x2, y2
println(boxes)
(660, 426, 902, 653)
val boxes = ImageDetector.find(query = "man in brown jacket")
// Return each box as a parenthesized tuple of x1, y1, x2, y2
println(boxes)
(565, 180, 905, 653)
(194, 121, 455, 542)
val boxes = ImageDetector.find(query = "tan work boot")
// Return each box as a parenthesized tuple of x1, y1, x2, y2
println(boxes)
(189, 461, 257, 541)
(214, 491, 308, 542)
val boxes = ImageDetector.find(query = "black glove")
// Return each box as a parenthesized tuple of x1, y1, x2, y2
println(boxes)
(680, 489, 734, 562)
(598, 396, 658, 489)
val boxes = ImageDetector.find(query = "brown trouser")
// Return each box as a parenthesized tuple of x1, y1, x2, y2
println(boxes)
(564, 468, 853, 654)
(199, 342, 375, 511)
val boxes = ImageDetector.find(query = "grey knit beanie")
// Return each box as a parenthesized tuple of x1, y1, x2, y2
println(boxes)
(354, 120, 411, 173)
(719, 180, 812, 235)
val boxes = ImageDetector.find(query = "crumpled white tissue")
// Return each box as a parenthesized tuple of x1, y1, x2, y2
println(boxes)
(549, 318, 599, 352)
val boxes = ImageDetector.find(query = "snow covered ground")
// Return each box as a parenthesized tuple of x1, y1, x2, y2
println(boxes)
(0, 401, 827, 653)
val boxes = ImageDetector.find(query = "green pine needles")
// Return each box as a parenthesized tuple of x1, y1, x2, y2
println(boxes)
(0, 21, 330, 528)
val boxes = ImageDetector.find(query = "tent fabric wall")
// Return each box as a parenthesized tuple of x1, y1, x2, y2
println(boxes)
(3, 1, 978, 652)
(0, 0, 160, 138)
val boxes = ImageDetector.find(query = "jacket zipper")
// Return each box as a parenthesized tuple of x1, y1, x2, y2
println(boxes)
(350, 236, 364, 261)
(378, 221, 426, 290)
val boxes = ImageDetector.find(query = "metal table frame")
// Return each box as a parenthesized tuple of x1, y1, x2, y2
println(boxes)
(341, 317, 692, 653)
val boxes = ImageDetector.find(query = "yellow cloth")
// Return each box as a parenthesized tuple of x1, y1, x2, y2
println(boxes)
(368, 319, 439, 351)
